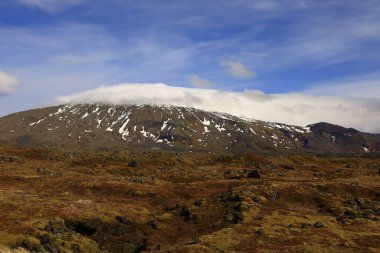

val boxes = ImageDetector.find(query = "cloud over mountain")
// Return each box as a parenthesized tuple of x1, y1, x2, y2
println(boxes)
(56, 83, 380, 133)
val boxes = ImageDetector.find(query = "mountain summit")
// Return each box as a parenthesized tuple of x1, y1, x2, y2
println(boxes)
(0, 104, 379, 153)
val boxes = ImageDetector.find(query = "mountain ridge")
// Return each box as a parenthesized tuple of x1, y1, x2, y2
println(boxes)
(0, 103, 379, 154)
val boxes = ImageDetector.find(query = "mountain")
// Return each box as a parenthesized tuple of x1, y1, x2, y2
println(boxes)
(0, 103, 379, 153)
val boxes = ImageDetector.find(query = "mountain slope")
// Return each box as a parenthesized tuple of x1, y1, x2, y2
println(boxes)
(0, 104, 379, 153)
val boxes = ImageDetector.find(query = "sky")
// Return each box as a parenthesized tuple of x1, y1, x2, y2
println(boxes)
(1, 0, 380, 132)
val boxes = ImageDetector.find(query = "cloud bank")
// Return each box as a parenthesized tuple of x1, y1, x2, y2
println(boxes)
(0, 72, 20, 95)
(56, 83, 380, 133)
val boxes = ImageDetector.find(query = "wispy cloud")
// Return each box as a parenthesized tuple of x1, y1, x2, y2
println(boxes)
(304, 74, 380, 99)
(240, 0, 314, 11)
(245, 0, 280, 11)
(0, 22, 196, 115)
(56, 83, 380, 133)
(0, 71, 20, 95)
(17, 0, 85, 12)
(197, 1, 380, 88)
(220, 60, 256, 79)
(188, 74, 215, 88)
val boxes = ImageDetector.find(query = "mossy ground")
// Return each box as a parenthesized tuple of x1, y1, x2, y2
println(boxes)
(0, 147, 379, 252)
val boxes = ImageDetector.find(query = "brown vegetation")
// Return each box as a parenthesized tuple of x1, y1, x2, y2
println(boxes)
(0, 147, 379, 252)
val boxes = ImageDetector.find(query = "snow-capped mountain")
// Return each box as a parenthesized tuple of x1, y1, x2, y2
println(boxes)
(0, 104, 379, 153)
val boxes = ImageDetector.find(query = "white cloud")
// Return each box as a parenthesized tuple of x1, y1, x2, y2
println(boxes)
(188, 74, 215, 88)
(221, 60, 256, 79)
(17, 0, 85, 12)
(304, 75, 380, 99)
(0, 72, 20, 95)
(55, 83, 380, 133)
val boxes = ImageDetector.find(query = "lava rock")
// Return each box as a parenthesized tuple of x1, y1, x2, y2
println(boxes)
(128, 160, 139, 167)
(232, 212, 244, 223)
(180, 206, 191, 221)
(267, 190, 280, 200)
(247, 169, 261, 179)
(314, 221, 324, 228)
(36, 167, 50, 173)
(256, 228, 265, 236)
(253, 195, 261, 203)
(147, 220, 158, 229)
(128, 177, 146, 183)
(71, 244, 81, 253)
(115, 215, 132, 225)
(45, 218, 68, 234)
(21, 238, 42, 252)
(194, 199, 204, 207)
(283, 165, 295, 170)
(39, 234, 59, 253)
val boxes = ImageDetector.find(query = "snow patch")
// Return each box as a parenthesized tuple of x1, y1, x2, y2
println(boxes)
(201, 118, 210, 126)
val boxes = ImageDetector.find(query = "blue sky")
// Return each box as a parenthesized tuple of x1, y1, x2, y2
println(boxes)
(1, 0, 380, 128)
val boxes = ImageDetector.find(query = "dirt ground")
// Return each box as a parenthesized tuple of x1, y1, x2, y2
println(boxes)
(0, 147, 379, 253)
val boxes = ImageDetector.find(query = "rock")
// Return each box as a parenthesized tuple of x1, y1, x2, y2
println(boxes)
(220, 193, 244, 203)
(187, 237, 199, 245)
(300, 223, 308, 229)
(45, 218, 68, 234)
(194, 199, 204, 207)
(180, 205, 191, 221)
(346, 199, 358, 207)
(267, 190, 280, 200)
(232, 212, 244, 223)
(128, 160, 139, 167)
(314, 221, 324, 228)
(344, 210, 357, 219)
(147, 220, 158, 229)
(378, 168, 380, 175)
(224, 170, 244, 180)
(178, 205, 197, 222)
(247, 169, 261, 179)
(71, 244, 81, 253)
(233, 203, 243, 212)
(354, 197, 363, 206)
(36, 167, 49, 173)
(21, 237, 42, 252)
(253, 195, 261, 203)
(316, 185, 325, 191)
(283, 165, 295, 170)
(0, 154, 19, 162)
(256, 228, 265, 236)
(128, 177, 146, 183)
(39, 234, 59, 253)
(65, 218, 102, 236)
(115, 215, 132, 225)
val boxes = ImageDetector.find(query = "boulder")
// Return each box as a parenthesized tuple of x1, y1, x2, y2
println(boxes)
(314, 221, 324, 228)
(256, 228, 265, 236)
(247, 170, 261, 179)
